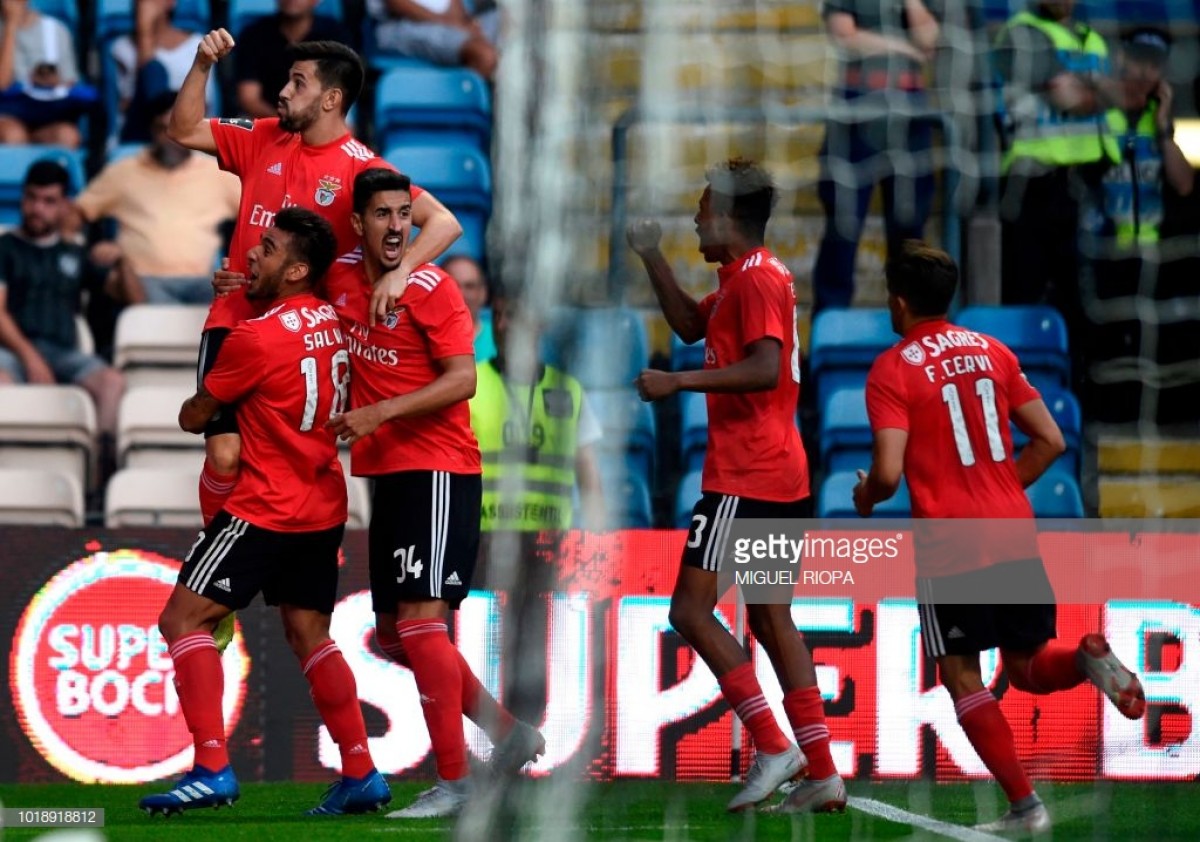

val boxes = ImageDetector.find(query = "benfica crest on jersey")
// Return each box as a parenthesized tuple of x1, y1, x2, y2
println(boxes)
(315, 175, 342, 207)
(279, 310, 302, 332)
(900, 342, 926, 365)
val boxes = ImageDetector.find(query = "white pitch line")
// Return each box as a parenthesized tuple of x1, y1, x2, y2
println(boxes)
(849, 797, 1009, 842)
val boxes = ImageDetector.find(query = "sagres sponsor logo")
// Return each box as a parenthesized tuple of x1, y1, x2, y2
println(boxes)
(11, 550, 250, 783)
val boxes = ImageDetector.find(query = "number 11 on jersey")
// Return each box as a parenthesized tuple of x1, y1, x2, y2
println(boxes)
(941, 377, 1005, 467)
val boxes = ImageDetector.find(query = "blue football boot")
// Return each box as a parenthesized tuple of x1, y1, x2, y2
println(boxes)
(307, 769, 392, 816)
(139, 765, 240, 816)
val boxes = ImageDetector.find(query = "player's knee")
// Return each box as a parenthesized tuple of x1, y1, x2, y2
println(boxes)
(667, 595, 703, 642)
(206, 436, 241, 476)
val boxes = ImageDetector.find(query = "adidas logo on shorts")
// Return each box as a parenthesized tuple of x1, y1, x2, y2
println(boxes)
(213, 578, 232, 593)
(444, 571, 462, 586)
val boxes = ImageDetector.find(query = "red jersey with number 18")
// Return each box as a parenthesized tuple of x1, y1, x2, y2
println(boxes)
(326, 251, 481, 477)
(204, 117, 424, 330)
(698, 247, 808, 502)
(203, 292, 349, 531)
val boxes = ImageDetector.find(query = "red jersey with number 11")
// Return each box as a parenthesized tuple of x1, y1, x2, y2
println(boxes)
(203, 292, 349, 531)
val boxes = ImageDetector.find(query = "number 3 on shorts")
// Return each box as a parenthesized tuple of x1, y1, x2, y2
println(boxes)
(393, 545, 424, 584)
(687, 513, 709, 549)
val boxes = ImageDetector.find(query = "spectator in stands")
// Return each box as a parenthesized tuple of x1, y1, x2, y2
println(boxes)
(75, 92, 240, 305)
(811, 0, 940, 314)
(469, 283, 604, 718)
(370, 0, 499, 81)
(234, 0, 353, 118)
(0, 0, 95, 147)
(112, 0, 209, 142)
(0, 162, 124, 470)
(444, 254, 495, 361)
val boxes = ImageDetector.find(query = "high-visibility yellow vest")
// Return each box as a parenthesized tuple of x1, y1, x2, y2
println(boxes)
(471, 361, 583, 532)
(1101, 106, 1162, 246)
(1000, 12, 1120, 171)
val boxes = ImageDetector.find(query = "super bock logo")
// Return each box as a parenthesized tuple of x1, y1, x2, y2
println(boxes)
(279, 310, 302, 332)
(900, 342, 926, 365)
(315, 175, 342, 207)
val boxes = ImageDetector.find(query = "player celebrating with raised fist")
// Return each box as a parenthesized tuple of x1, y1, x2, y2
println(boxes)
(627, 160, 845, 815)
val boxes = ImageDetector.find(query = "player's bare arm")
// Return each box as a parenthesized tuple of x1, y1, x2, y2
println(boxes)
(369, 192, 463, 325)
(327, 353, 475, 444)
(179, 386, 223, 433)
(636, 337, 780, 402)
(1010, 398, 1066, 488)
(627, 218, 705, 344)
(167, 28, 235, 154)
(854, 428, 907, 517)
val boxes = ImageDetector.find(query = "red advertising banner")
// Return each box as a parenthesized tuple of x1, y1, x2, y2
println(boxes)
(0, 528, 1196, 785)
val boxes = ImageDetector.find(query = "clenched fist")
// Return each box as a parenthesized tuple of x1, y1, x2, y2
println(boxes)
(626, 218, 662, 257)
(196, 29, 235, 69)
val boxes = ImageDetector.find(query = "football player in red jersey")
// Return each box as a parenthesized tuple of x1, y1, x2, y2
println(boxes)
(140, 208, 390, 817)
(627, 159, 845, 814)
(855, 240, 1146, 834)
(323, 168, 543, 818)
(168, 31, 463, 535)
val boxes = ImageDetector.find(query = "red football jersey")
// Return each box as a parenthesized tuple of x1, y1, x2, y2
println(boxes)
(204, 117, 424, 330)
(697, 247, 808, 502)
(326, 252, 481, 476)
(866, 319, 1042, 574)
(203, 291, 349, 531)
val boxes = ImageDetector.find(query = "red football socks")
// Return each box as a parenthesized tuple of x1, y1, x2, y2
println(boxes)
(198, 463, 237, 525)
(783, 686, 837, 779)
(955, 689, 1033, 803)
(397, 620, 468, 780)
(1018, 645, 1086, 694)
(302, 640, 374, 779)
(718, 662, 793, 756)
(170, 631, 228, 771)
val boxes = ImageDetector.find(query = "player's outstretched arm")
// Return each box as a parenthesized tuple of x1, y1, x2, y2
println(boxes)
(370, 191, 463, 325)
(179, 387, 223, 433)
(168, 29, 234, 154)
(1011, 398, 1066, 488)
(626, 219, 705, 344)
(634, 337, 780, 402)
(327, 354, 475, 445)
(853, 429, 907, 517)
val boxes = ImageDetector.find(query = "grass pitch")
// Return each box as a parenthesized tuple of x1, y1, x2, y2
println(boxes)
(1, 779, 1197, 840)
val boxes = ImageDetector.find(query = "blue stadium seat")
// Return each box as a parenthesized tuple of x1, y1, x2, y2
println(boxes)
(598, 457, 653, 529)
(819, 471, 910, 518)
(375, 67, 492, 153)
(956, 305, 1070, 390)
(1025, 469, 1084, 518)
(96, 0, 211, 40)
(361, 23, 441, 73)
(0, 146, 86, 228)
(30, 0, 78, 27)
(819, 387, 873, 473)
(679, 391, 708, 473)
(675, 469, 702, 529)
(587, 388, 656, 480)
(228, 0, 342, 34)
(1012, 386, 1081, 474)
(809, 308, 893, 413)
(671, 333, 706, 372)
(384, 144, 491, 262)
(541, 307, 649, 391)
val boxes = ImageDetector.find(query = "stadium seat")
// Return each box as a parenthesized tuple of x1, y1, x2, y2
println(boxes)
(671, 333, 706, 372)
(542, 307, 649, 391)
(598, 456, 653, 529)
(114, 304, 206, 371)
(809, 308, 893, 413)
(96, 0, 211, 40)
(0, 468, 84, 526)
(679, 390, 708, 472)
(375, 67, 492, 153)
(361, 18, 441, 72)
(30, 0, 78, 27)
(384, 144, 491, 262)
(956, 305, 1070, 391)
(819, 471, 911, 518)
(674, 469, 702, 529)
(587, 388, 656, 479)
(0, 385, 97, 491)
(1025, 469, 1085, 518)
(228, 0, 343, 35)
(117, 385, 204, 466)
(0, 146, 86, 228)
(123, 447, 205, 472)
(1012, 386, 1081, 474)
(819, 387, 873, 473)
(105, 468, 203, 527)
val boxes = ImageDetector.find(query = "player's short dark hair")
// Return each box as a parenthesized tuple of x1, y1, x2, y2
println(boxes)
(886, 240, 958, 317)
(285, 40, 365, 114)
(23, 160, 70, 194)
(274, 207, 337, 284)
(705, 158, 776, 240)
(352, 168, 412, 214)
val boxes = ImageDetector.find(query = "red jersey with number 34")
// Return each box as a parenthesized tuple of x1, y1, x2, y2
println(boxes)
(326, 252, 481, 477)
(204, 117, 423, 330)
(203, 292, 349, 531)
(698, 247, 808, 502)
